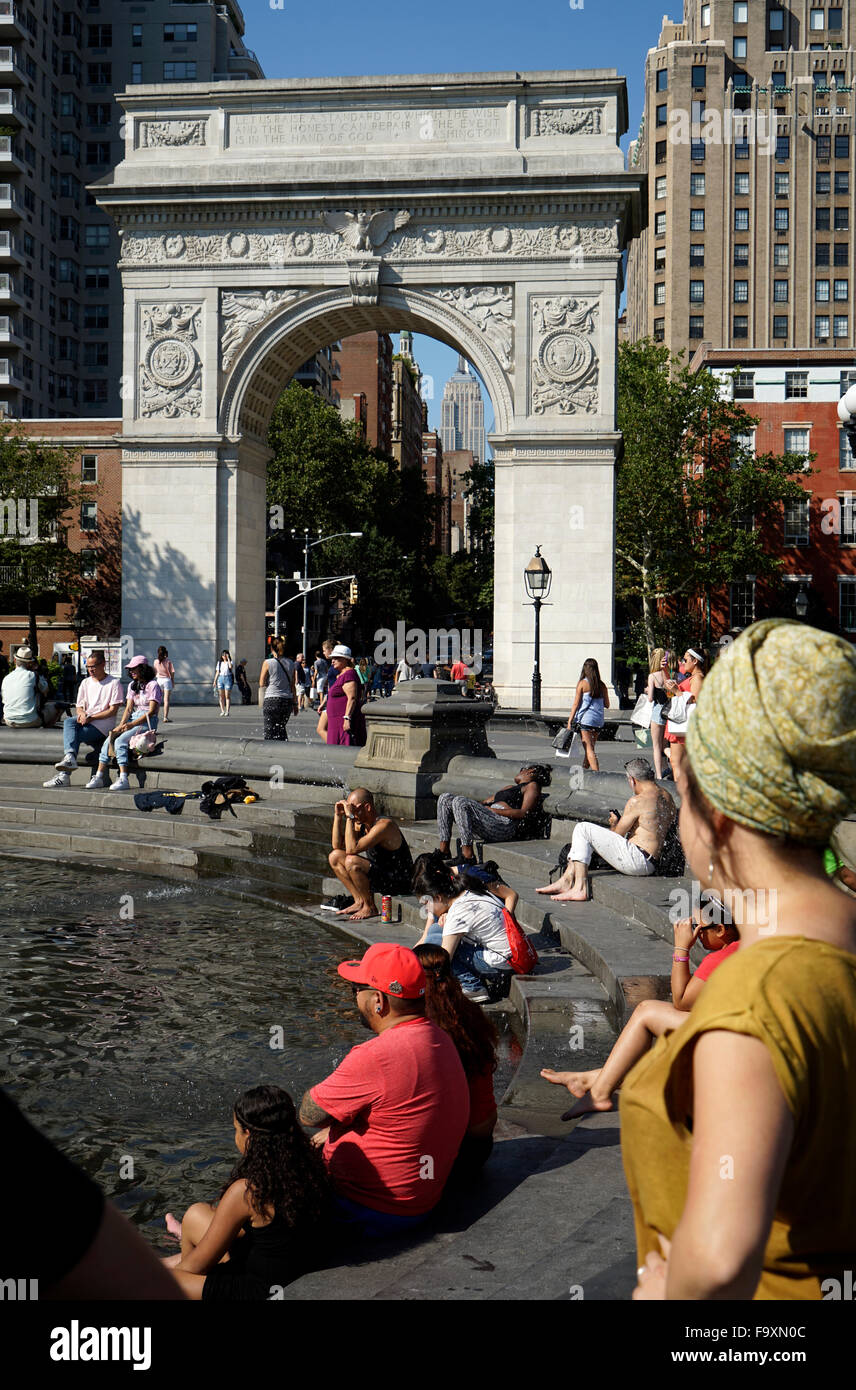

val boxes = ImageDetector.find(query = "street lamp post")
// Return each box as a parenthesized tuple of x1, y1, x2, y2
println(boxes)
(290, 528, 364, 651)
(795, 586, 809, 621)
(523, 545, 552, 714)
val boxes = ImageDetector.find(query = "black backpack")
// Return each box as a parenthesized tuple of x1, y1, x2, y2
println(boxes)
(655, 821, 686, 877)
(199, 775, 251, 820)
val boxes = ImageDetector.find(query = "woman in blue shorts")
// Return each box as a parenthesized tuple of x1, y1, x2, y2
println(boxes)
(214, 649, 234, 718)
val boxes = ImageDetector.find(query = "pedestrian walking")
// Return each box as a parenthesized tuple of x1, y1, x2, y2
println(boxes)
(259, 637, 296, 740)
(213, 649, 234, 717)
(567, 657, 609, 772)
(154, 646, 175, 722)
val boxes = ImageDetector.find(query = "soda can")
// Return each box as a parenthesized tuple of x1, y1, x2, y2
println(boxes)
(381, 895, 392, 923)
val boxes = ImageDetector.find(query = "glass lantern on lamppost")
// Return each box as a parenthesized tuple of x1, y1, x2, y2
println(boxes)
(523, 546, 552, 713)
(794, 586, 809, 621)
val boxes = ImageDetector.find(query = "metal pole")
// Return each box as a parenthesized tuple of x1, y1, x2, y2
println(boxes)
(302, 529, 309, 652)
(274, 576, 280, 639)
(532, 596, 542, 713)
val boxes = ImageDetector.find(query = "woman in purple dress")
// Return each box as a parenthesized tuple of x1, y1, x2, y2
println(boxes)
(324, 645, 367, 746)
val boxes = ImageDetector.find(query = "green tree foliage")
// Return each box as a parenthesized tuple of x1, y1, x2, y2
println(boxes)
(616, 340, 811, 654)
(0, 424, 91, 653)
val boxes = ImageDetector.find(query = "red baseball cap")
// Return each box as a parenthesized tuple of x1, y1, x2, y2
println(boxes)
(337, 943, 425, 999)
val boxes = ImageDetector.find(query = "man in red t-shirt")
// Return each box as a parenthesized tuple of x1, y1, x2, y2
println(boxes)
(299, 943, 470, 1237)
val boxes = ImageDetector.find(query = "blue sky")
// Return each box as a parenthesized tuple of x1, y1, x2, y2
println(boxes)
(248, 0, 674, 436)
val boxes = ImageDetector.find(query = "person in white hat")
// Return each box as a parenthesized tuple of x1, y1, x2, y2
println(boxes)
(323, 645, 366, 746)
(1, 647, 47, 728)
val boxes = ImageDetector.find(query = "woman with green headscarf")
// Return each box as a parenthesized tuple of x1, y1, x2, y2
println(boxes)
(622, 619, 856, 1300)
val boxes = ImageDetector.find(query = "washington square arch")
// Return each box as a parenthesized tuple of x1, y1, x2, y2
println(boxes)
(95, 70, 642, 705)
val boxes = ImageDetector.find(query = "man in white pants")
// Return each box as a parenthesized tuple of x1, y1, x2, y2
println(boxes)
(537, 758, 676, 903)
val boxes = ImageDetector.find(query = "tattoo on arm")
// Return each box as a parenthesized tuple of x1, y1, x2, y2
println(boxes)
(299, 1090, 332, 1128)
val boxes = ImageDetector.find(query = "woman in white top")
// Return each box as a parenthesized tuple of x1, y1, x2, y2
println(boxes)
(411, 854, 512, 1004)
(645, 647, 671, 780)
(213, 650, 234, 718)
(154, 646, 175, 723)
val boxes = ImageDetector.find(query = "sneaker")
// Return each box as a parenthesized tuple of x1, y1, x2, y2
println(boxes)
(85, 772, 109, 790)
(54, 753, 78, 771)
(43, 771, 70, 788)
(108, 775, 131, 793)
(462, 987, 490, 1004)
(318, 894, 354, 912)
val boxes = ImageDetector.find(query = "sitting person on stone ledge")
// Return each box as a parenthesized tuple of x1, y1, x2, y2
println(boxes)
(541, 911, 740, 1118)
(327, 787, 413, 921)
(536, 757, 675, 902)
(412, 853, 519, 947)
(436, 763, 552, 863)
(411, 852, 514, 1003)
(1, 646, 54, 728)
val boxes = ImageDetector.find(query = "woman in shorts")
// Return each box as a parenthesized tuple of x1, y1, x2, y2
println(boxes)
(154, 646, 175, 722)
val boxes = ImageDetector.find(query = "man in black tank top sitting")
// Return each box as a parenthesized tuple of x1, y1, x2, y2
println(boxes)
(326, 788, 414, 921)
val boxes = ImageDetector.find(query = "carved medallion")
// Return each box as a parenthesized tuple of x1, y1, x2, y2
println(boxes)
(139, 303, 202, 419)
(530, 296, 599, 416)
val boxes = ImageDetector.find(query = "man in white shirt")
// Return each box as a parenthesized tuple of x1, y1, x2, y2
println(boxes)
(42, 650, 124, 789)
(1, 647, 47, 728)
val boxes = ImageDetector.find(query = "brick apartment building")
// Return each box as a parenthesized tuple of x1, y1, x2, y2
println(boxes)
(0, 416, 121, 656)
(336, 331, 393, 455)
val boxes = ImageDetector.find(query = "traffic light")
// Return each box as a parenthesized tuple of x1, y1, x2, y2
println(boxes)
(349, 579, 359, 606)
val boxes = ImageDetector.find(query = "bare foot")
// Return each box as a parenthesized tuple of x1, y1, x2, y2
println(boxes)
(561, 1093, 617, 1120)
(536, 882, 566, 895)
(348, 904, 379, 921)
(553, 887, 590, 902)
(335, 903, 360, 916)
(164, 1212, 182, 1240)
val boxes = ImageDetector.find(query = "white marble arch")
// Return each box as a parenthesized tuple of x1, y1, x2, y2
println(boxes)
(102, 71, 642, 706)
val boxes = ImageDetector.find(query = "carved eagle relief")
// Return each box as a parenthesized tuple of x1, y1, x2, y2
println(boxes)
(323, 210, 410, 253)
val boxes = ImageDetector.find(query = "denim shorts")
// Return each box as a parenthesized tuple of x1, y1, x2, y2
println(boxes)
(217, 676, 234, 691)
(650, 704, 667, 726)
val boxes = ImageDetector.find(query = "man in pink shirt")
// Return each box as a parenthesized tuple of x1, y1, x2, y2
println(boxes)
(43, 650, 124, 789)
(299, 943, 470, 1237)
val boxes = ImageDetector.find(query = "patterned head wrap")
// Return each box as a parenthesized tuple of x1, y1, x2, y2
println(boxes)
(686, 619, 856, 844)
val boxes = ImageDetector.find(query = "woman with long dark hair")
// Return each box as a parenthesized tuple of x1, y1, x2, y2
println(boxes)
(154, 645, 175, 722)
(214, 649, 234, 717)
(414, 942, 499, 1182)
(163, 1085, 330, 1300)
(567, 657, 610, 772)
(412, 851, 513, 1003)
(87, 654, 162, 793)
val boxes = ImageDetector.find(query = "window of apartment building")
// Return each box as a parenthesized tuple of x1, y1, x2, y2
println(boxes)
(776, 136, 790, 160)
(835, 171, 849, 195)
(80, 550, 97, 580)
(730, 580, 755, 628)
(87, 104, 111, 127)
(60, 174, 80, 202)
(690, 173, 706, 196)
(769, 7, 784, 31)
(58, 260, 79, 287)
(774, 244, 790, 266)
(691, 100, 706, 125)
(60, 134, 81, 159)
(774, 208, 789, 231)
(817, 170, 831, 195)
(735, 137, 750, 158)
(829, 7, 843, 29)
(83, 381, 108, 405)
(655, 211, 667, 235)
(835, 135, 850, 159)
(773, 280, 789, 301)
(817, 206, 831, 230)
(164, 23, 198, 42)
(814, 70, 828, 88)
(841, 578, 856, 631)
(731, 430, 755, 464)
(784, 496, 810, 546)
(835, 206, 850, 230)
(85, 269, 110, 291)
(88, 25, 112, 47)
(656, 70, 668, 92)
(86, 142, 110, 165)
(654, 282, 666, 304)
(773, 315, 789, 338)
(653, 318, 665, 342)
(734, 172, 750, 195)
(655, 175, 667, 199)
(58, 216, 78, 243)
(655, 140, 667, 164)
(816, 278, 831, 301)
(701, 3, 711, 25)
(690, 209, 705, 231)
(62, 14, 82, 40)
(734, 37, 748, 60)
(87, 63, 111, 86)
(131, 25, 143, 49)
(83, 343, 109, 368)
(834, 314, 849, 337)
(733, 315, 749, 338)
(58, 339, 77, 364)
(770, 72, 787, 89)
(163, 62, 197, 81)
(841, 429, 856, 470)
(735, 208, 749, 230)
(690, 280, 705, 302)
(84, 305, 109, 331)
(734, 1, 748, 19)
(689, 315, 704, 339)
(692, 66, 706, 89)
(84, 225, 110, 249)
(785, 371, 808, 399)
(835, 243, 850, 266)
(654, 246, 667, 271)
(130, 63, 142, 84)
(81, 455, 98, 484)
(817, 134, 832, 160)
(784, 428, 811, 459)
(61, 94, 80, 120)
(775, 172, 789, 196)
(816, 314, 831, 337)
(80, 501, 98, 531)
(691, 140, 706, 161)
(840, 494, 856, 545)
(734, 280, 749, 302)
(690, 245, 705, 266)
(810, 7, 825, 28)
(834, 277, 849, 301)
(656, 104, 668, 126)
